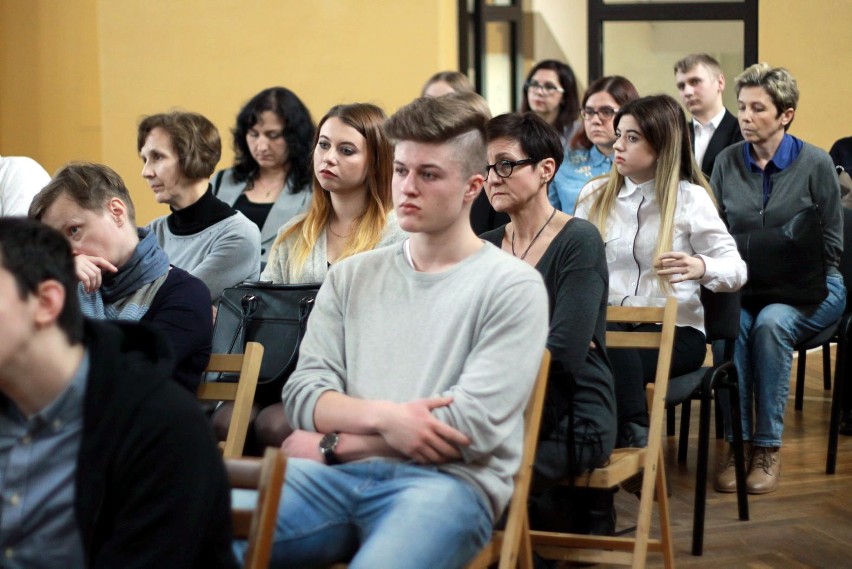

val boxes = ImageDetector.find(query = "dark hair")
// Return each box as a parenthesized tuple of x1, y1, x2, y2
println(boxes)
(30, 162, 137, 225)
(137, 111, 221, 179)
(520, 59, 580, 136)
(231, 87, 315, 192)
(486, 112, 564, 173)
(385, 95, 489, 178)
(0, 218, 83, 344)
(571, 75, 640, 150)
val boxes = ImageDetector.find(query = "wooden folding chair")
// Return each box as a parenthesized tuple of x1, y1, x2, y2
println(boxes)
(467, 349, 552, 569)
(531, 296, 678, 569)
(226, 447, 286, 569)
(198, 341, 264, 458)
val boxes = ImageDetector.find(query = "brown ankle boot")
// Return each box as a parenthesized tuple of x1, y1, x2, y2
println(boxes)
(746, 446, 781, 494)
(714, 442, 752, 493)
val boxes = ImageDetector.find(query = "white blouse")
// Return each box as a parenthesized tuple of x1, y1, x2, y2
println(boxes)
(575, 177, 746, 334)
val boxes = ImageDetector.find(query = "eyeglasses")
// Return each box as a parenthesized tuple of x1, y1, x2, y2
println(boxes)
(485, 158, 539, 181)
(580, 106, 618, 121)
(524, 81, 565, 96)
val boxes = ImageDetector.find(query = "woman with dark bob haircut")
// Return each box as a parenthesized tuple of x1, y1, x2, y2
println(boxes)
(139, 110, 261, 302)
(480, 111, 617, 536)
(520, 60, 581, 148)
(550, 75, 640, 214)
(212, 87, 315, 263)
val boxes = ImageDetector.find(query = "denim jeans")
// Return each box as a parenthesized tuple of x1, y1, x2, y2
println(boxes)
(733, 273, 846, 447)
(235, 458, 493, 569)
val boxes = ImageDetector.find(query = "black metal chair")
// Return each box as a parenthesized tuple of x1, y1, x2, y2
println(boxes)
(827, 313, 852, 474)
(664, 287, 749, 556)
(793, 207, 852, 411)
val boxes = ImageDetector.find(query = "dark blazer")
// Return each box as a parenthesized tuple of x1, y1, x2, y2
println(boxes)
(692, 109, 743, 178)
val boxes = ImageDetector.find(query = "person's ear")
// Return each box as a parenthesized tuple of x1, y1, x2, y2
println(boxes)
(33, 280, 66, 330)
(463, 173, 485, 203)
(717, 73, 726, 93)
(106, 198, 127, 226)
(780, 107, 795, 127)
(539, 158, 556, 185)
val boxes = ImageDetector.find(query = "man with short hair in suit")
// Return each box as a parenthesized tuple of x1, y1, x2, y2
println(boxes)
(675, 53, 743, 178)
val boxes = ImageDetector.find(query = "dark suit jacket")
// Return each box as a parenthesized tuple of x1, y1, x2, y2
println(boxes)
(691, 109, 743, 178)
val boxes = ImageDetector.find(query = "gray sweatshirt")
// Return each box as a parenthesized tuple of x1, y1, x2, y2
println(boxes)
(282, 241, 549, 519)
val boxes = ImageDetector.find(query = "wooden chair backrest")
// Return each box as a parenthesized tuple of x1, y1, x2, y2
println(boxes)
(197, 341, 264, 458)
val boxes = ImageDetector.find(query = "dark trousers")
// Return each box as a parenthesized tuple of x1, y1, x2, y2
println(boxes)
(608, 324, 706, 428)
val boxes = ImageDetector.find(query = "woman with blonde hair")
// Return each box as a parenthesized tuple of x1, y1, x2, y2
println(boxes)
(223, 103, 405, 448)
(575, 94, 746, 448)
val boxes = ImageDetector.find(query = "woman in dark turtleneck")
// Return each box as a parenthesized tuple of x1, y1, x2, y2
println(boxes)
(139, 111, 261, 302)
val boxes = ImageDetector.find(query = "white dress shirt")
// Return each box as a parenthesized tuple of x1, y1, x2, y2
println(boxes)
(575, 177, 747, 334)
(692, 108, 727, 168)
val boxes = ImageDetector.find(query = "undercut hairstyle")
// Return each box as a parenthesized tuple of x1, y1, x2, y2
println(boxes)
(384, 94, 489, 178)
(735, 63, 799, 130)
(486, 112, 564, 174)
(421, 71, 474, 96)
(673, 53, 723, 77)
(579, 94, 712, 293)
(30, 162, 137, 226)
(0, 218, 83, 344)
(275, 103, 394, 280)
(137, 111, 221, 179)
(570, 75, 640, 150)
(231, 87, 315, 191)
(520, 59, 581, 137)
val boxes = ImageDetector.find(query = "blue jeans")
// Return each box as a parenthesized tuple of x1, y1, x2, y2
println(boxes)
(235, 458, 493, 569)
(733, 274, 846, 447)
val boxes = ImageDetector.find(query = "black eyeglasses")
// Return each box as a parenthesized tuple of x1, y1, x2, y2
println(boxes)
(524, 81, 565, 95)
(580, 106, 618, 121)
(485, 158, 539, 181)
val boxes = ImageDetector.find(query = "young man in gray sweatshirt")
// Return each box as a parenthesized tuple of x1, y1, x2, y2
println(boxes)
(251, 95, 549, 569)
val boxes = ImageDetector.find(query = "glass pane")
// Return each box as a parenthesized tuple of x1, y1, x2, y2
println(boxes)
(483, 21, 513, 116)
(486, 0, 515, 4)
(604, 0, 741, 3)
(603, 20, 744, 112)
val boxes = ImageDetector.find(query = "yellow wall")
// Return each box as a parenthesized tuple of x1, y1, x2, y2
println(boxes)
(0, 0, 102, 173)
(3, 0, 849, 224)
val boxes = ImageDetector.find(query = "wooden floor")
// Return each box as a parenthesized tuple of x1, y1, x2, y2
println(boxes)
(607, 346, 852, 568)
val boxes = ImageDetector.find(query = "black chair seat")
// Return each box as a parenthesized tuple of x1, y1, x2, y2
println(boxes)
(666, 368, 706, 406)
(796, 321, 840, 351)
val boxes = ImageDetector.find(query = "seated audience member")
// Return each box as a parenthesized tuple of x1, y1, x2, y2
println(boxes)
(138, 111, 261, 302)
(575, 94, 746, 449)
(242, 95, 549, 568)
(711, 64, 845, 493)
(830, 135, 852, 174)
(30, 162, 212, 392)
(0, 154, 50, 216)
(214, 103, 405, 449)
(520, 59, 582, 148)
(481, 112, 617, 536)
(212, 87, 315, 264)
(421, 70, 474, 98)
(550, 76, 639, 213)
(0, 218, 237, 569)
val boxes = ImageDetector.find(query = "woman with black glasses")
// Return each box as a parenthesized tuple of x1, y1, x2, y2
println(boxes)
(520, 60, 580, 148)
(481, 111, 617, 537)
(550, 76, 639, 214)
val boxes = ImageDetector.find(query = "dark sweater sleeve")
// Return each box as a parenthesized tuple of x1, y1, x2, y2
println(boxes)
(142, 267, 213, 392)
(546, 223, 608, 381)
(92, 384, 238, 569)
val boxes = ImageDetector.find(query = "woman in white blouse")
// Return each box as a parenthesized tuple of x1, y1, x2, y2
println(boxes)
(575, 94, 746, 447)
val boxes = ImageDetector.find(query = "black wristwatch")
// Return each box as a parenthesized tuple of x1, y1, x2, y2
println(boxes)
(319, 432, 341, 465)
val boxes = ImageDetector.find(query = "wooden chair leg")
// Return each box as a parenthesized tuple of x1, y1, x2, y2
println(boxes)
(517, 515, 534, 569)
(656, 449, 676, 569)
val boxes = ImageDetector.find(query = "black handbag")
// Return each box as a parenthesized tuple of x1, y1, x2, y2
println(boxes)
(733, 202, 827, 306)
(212, 281, 321, 406)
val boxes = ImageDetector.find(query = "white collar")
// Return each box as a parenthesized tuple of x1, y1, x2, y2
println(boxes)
(693, 107, 727, 130)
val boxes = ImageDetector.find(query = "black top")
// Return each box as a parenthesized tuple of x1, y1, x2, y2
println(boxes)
(167, 186, 237, 236)
(470, 191, 510, 235)
(481, 218, 616, 474)
(75, 320, 238, 568)
(233, 194, 274, 230)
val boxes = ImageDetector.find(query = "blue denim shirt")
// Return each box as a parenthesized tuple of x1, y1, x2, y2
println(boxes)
(743, 133, 803, 207)
(549, 145, 613, 214)
(0, 352, 89, 569)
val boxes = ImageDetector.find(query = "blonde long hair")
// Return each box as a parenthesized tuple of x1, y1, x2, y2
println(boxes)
(274, 103, 393, 281)
(582, 94, 714, 292)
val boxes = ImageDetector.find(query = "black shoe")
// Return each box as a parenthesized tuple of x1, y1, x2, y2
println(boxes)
(840, 410, 852, 436)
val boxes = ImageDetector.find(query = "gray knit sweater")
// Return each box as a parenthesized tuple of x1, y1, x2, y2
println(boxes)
(282, 241, 549, 519)
(711, 140, 842, 271)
